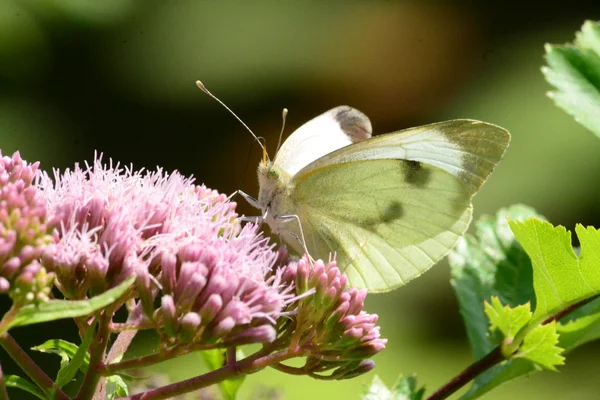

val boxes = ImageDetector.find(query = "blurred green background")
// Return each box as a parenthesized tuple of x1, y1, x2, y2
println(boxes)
(2, 0, 600, 399)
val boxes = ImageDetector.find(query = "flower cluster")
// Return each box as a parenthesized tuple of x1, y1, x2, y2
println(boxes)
(0, 151, 54, 304)
(37, 155, 288, 345)
(0, 151, 386, 386)
(281, 256, 387, 379)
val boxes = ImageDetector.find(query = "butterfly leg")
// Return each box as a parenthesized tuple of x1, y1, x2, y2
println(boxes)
(239, 208, 268, 230)
(239, 216, 263, 224)
(277, 214, 315, 263)
(229, 190, 262, 210)
(230, 190, 267, 226)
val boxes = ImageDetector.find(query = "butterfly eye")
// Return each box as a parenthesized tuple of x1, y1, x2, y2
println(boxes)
(268, 168, 281, 180)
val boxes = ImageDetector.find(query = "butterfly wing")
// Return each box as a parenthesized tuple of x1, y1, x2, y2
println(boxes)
(289, 120, 510, 292)
(273, 106, 372, 177)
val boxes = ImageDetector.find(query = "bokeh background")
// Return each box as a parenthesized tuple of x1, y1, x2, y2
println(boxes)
(2, 1, 600, 399)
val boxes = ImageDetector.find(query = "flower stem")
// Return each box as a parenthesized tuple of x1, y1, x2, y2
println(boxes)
(272, 362, 305, 375)
(75, 312, 112, 400)
(102, 344, 186, 375)
(0, 333, 70, 400)
(0, 363, 9, 400)
(121, 349, 297, 400)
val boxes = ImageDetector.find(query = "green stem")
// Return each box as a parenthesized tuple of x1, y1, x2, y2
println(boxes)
(0, 333, 70, 400)
(0, 363, 9, 400)
(122, 349, 297, 400)
(74, 311, 111, 400)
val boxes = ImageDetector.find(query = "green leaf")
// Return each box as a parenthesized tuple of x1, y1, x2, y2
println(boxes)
(31, 339, 90, 372)
(556, 297, 600, 348)
(106, 374, 129, 400)
(518, 322, 564, 371)
(449, 205, 540, 358)
(2, 276, 135, 334)
(509, 220, 600, 320)
(485, 296, 532, 340)
(448, 205, 544, 400)
(55, 323, 96, 389)
(543, 20, 600, 137)
(201, 348, 245, 400)
(4, 375, 46, 400)
(363, 376, 393, 400)
(483, 297, 564, 370)
(362, 375, 424, 400)
(394, 375, 425, 400)
(459, 216, 600, 399)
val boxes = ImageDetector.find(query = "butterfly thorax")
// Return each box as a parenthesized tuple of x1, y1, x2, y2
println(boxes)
(257, 161, 297, 235)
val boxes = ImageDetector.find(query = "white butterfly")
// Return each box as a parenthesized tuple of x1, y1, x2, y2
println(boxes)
(195, 82, 510, 293)
(253, 106, 510, 292)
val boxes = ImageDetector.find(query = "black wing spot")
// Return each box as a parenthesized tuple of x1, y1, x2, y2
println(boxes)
(358, 200, 404, 227)
(381, 201, 404, 222)
(402, 160, 431, 187)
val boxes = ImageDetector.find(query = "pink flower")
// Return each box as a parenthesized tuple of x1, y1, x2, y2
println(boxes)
(37, 154, 288, 345)
(0, 151, 54, 304)
(282, 256, 387, 379)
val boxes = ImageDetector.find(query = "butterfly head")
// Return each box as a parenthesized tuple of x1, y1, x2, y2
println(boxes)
(257, 159, 289, 210)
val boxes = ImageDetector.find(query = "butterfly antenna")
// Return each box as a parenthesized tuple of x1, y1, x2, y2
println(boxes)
(274, 108, 288, 156)
(196, 80, 268, 162)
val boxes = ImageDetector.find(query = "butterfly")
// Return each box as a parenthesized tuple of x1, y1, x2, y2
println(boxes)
(253, 106, 510, 293)
(195, 82, 510, 293)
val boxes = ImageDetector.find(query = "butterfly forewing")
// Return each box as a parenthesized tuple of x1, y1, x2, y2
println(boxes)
(294, 120, 510, 196)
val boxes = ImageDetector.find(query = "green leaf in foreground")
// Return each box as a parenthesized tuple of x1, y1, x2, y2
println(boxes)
(201, 348, 245, 400)
(458, 216, 600, 399)
(449, 205, 540, 359)
(55, 322, 96, 389)
(518, 322, 564, 371)
(509, 220, 600, 320)
(362, 375, 424, 400)
(2, 276, 135, 334)
(4, 375, 46, 400)
(31, 339, 90, 372)
(448, 205, 542, 400)
(485, 297, 531, 340)
(483, 297, 564, 370)
(542, 20, 600, 137)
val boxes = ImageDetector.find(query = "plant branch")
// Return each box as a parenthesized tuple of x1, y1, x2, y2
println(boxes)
(271, 362, 305, 375)
(102, 344, 186, 375)
(0, 333, 70, 400)
(543, 294, 600, 324)
(426, 346, 503, 400)
(427, 294, 600, 400)
(75, 311, 112, 400)
(0, 363, 9, 400)
(122, 349, 298, 400)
